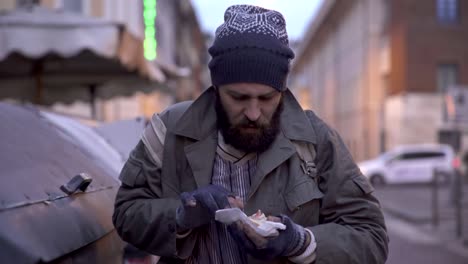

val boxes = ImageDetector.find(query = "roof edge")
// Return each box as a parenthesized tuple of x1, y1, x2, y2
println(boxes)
(292, 0, 336, 72)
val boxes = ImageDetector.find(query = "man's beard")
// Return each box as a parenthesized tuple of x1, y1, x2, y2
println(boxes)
(215, 93, 283, 153)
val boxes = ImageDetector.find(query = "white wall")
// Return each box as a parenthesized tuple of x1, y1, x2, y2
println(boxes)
(102, 0, 143, 38)
(385, 93, 444, 149)
(0, 0, 16, 10)
(290, 0, 389, 160)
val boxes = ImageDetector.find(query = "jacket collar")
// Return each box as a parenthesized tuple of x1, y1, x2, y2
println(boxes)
(173, 86, 317, 144)
(280, 89, 317, 144)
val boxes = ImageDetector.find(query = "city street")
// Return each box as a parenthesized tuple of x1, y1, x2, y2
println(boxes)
(386, 213, 468, 263)
(1, 0, 468, 263)
(376, 183, 468, 263)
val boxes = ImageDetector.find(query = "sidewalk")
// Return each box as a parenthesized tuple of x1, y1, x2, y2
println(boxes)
(374, 184, 468, 257)
(375, 184, 468, 253)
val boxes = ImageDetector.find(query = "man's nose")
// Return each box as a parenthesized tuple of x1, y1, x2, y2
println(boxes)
(244, 100, 261, 121)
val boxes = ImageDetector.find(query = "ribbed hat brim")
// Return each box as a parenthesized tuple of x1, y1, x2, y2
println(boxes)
(209, 48, 290, 91)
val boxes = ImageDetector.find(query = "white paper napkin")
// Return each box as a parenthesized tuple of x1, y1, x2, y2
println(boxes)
(215, 208, 286, 237)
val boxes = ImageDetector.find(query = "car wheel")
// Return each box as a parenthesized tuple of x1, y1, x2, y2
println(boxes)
(370, 174, 386, 187)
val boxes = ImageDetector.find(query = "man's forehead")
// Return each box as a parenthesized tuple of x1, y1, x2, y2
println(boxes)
(220, 83, 279, 96)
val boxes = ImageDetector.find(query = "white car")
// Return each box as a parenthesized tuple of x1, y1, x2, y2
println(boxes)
(358, 144, 455, 185)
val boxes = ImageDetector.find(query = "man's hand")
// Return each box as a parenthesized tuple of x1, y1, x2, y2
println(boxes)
(176, 185, 233, 230)
(228, 215, 311, 260)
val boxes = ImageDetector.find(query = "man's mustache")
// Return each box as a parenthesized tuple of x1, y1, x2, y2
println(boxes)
(237, 119, 264, 128)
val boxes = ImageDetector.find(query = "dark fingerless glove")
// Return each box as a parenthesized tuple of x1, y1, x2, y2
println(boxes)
(228, 214, 310, 260)
(176, 184, 231, 230)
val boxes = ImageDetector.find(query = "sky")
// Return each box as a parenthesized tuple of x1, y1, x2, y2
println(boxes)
(190, 0, 324, 41)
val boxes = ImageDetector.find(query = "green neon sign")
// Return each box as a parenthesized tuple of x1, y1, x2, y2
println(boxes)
(143, 0, 157, 60)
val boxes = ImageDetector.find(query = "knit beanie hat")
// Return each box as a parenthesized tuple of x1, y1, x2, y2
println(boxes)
(208, 5, 295, 91)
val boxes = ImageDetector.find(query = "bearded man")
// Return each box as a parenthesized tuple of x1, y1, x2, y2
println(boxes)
(113, 4, 388, 264)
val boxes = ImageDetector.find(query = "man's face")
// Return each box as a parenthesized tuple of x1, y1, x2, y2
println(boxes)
(216, 83, 283, 153)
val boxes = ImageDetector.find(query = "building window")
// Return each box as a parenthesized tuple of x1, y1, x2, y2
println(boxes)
(437, 63, 459, 93)
(16, 0, 39, 7)
(62, 0, 83, 13)
(437, 0, 459, 24)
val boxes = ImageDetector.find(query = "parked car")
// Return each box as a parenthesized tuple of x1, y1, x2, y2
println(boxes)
(358, 144, 456, 186)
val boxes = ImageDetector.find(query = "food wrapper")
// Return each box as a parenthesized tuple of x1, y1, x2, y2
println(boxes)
(215, 208, 286, 237)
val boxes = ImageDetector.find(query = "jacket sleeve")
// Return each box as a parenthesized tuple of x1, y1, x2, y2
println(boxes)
(112, 141, 193, 258)
(308, 118, 389, 264)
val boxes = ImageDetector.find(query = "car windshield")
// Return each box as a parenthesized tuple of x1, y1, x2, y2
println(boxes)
(378, 151, 395, 162)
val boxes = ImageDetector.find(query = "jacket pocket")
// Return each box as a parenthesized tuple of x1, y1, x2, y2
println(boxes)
(283, 178, 323, 227)
(119, 160, 144, 187)
(352, 175, 374, 195)
(284, 179, 324, 212)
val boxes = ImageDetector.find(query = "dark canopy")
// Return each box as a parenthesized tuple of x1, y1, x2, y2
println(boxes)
(0, 102, 121, 263)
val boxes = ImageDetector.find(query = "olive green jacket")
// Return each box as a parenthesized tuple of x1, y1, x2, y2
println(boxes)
(112, 87, 388, 263)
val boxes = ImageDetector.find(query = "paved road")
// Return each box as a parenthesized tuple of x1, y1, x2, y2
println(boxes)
(385, 213, 468, 264)
(375, 184, 468, 225)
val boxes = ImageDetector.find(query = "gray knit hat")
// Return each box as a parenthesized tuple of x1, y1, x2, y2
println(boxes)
(208, 5, 295, 91)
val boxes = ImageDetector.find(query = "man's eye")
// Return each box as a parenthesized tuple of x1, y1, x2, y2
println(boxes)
(232, 95, 248, 101)
(259, 96, 273, 101)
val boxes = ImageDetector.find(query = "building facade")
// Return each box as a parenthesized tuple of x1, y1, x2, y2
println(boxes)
(290, 0, 468, 161)
(0, 0, 208, 121)
(386, 0, 468, 151)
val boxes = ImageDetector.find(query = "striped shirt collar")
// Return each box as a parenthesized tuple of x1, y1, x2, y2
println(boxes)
(216, 131, 257, 166)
